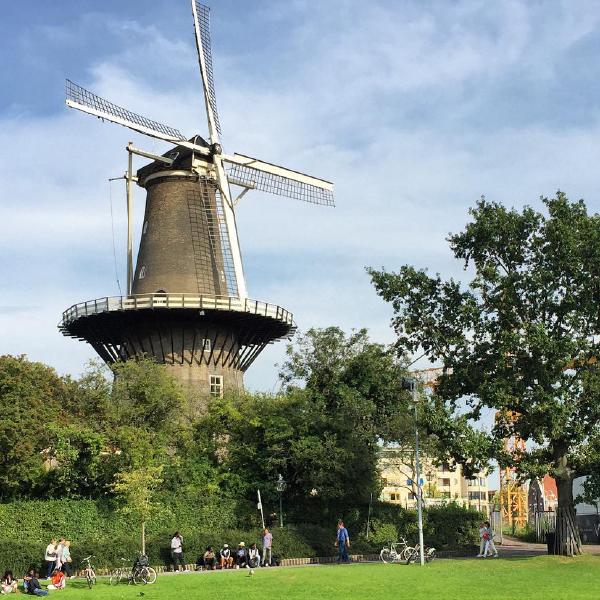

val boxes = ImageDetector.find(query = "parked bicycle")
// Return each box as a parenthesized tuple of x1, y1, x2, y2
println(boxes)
(405, 544, 436, 564)
(379, 538, 414, 563)
(109, 554, 157, 585)
(81, 555, 96, 589)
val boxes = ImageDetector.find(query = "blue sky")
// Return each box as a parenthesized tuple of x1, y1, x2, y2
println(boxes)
(2, 0, 600, 407)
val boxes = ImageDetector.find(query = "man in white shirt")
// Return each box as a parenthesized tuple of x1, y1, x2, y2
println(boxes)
(44, 539, 58, 579)
(170, 532, 187, 572)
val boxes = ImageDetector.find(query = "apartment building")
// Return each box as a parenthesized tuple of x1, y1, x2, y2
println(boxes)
(379, 446, 490, 512)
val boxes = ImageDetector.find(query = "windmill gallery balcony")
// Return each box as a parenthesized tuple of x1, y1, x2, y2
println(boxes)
(59, 293, 296, 389)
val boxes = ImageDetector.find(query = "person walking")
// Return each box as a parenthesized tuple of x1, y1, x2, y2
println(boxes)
(483, 521, 499, 557)
(261, 528, 273, 566)
(44, 539, 58, 579)
(170, 532, 187, 573)
(335, 520, 350, 563)
(60, 541, 74, 578)
(477, 522, 486, 557)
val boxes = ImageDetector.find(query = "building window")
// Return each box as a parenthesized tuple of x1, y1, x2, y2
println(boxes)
(210, 375, 223, 398)
(440, 463, 451, 472)
(438, 478, 451, 487)
(390, 493, 399, 501)
(202, 339, 211, 352)
(139, 265, 146, 279)
(479, 477, 486, 486)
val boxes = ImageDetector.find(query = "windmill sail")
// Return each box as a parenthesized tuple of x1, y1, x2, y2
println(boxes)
(191, 1, 222, 142)
(65, 80, 186, 144)
(224, 153, 335, 206)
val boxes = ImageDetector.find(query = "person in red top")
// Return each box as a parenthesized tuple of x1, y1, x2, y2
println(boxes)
(47, 569, 66, 590)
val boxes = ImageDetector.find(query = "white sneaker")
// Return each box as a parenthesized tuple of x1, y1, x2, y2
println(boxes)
(476, 554, 483, 557)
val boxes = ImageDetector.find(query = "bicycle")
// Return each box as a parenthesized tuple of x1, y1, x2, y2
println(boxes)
(109, 555, 157, 585)
(380, 538, 414, 563)
(81, 555, 96, 589)
(405, 544, 436, 564)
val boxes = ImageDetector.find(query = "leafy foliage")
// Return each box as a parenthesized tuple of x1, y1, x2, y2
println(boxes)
(369, 193, 600, 555)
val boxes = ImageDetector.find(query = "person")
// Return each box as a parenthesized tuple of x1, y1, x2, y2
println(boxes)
(235, 542, 248, 569)
(483, 521, 499, 557)
(1, 570, 18, 594)
(55, 538, 66, 571)
(335, 520, 350, 563)
(44, 539, 58, 579)
(23, 569, 48, 597)
(203, 547, 217, 570)
(219, 544, 234, 569)
(248, 543, 260, 568)
(46, 569, 65, 591)
(60, 541, 73, 578)
(261, 528, 273, 567)
(170, 532, 187, 573)
(477, 522, 487, 557)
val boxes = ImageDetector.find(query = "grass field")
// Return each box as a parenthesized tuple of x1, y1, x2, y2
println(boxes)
(35, 556, 599, 600)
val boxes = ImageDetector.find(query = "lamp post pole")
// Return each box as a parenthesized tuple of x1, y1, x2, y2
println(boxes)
(403, 376, 425, 566)
(276, 474, 286, 528)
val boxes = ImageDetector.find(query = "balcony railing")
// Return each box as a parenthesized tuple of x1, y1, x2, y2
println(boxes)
(61, 293, 294, 327)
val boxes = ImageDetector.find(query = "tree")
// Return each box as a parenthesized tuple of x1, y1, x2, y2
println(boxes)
(0, 355, 68, 499)
(369, 193, 600, 556)
(112, 465, 165, 554)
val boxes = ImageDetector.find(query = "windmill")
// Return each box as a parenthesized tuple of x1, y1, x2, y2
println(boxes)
(60, 1, 334, 403)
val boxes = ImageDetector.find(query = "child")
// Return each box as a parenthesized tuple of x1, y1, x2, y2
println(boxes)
(47, 569, 66, 590)
(1, 570, 18, 594)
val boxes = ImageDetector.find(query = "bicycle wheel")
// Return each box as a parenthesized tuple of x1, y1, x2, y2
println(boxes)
(400, 547, 414, 561)
(426, 548, 436, 562)
(86, 569, 96, 589)
(133, 568, 147, 585)
(380, 548, 392, 563)
(405, 550, 417, 565)
(141, 567, 157, 584)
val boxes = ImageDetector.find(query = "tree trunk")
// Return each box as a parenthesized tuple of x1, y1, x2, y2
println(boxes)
(554, 474, 582, 556)
(141, 521, 146, 555)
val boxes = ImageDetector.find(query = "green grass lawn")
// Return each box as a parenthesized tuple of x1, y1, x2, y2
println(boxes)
(38, 556, 600, 600)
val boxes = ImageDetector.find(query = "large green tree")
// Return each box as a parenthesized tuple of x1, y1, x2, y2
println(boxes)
(0, 355, 68, 499)
(369, 193, 600, 556)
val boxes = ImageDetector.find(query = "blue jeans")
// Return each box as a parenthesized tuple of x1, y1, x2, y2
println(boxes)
(33, 590, 49, 596)
(337, 542, 349, 562)
(46, 560, 56, 578)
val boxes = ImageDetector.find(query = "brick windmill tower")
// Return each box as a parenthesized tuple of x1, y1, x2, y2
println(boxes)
(60, 2, 334, 399)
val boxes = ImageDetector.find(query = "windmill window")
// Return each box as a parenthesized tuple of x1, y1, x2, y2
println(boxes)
(143, 221, 149, 234)
(202, 339, 211, 352)
(210, 375, 223, 397)
(139, 266, 146, 279)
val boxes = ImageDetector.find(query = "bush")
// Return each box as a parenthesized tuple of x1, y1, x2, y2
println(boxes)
(0, 498, 482, 574)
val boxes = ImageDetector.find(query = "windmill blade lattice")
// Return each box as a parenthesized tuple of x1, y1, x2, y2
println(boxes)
(193, 2, 222, 138)
(66, 80, 186, 142)
(227, 162, 335, 206)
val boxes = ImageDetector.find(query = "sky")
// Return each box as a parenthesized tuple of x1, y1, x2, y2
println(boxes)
(2, 0, 600, 409)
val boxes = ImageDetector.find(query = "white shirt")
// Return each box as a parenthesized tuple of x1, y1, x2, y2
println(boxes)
(171, 536, 182, 553)
(45, 544, 57, 562)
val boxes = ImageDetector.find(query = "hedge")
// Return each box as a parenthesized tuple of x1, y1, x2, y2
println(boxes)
(0, 497, 482, 574)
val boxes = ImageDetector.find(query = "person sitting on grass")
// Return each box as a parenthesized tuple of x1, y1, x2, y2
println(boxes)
(203, 547, 217, 570)
(23, 569, 48, 597)
(248, 543, 260, 568)
(47, 569, 65, 591)
(235, 542, 248, 569)
(219, 544, 234, 569)
(1, 570, 18, 594)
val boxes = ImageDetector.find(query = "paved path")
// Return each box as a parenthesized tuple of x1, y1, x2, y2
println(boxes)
(496, 535, 600, 557)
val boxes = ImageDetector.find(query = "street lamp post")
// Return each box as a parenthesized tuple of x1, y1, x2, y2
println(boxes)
(276, 474, 286, 528)
(402, 376, 425, 566)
